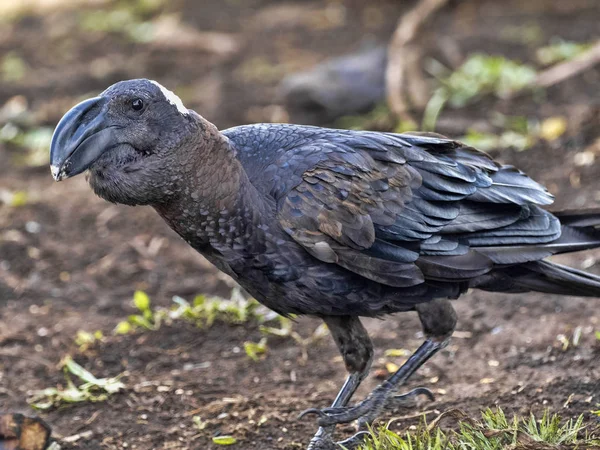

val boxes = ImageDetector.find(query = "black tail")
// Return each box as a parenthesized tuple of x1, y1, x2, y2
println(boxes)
(477, 208, 600, 297)
(552, 208, 600, 256)
(552, 208, 600, 228)
(507, 260, 600, 297)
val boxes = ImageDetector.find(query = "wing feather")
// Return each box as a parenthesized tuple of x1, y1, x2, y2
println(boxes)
(272, 128, 558, 287)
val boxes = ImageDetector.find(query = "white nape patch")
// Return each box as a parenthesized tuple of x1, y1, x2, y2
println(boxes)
(150, 80, 189, 115)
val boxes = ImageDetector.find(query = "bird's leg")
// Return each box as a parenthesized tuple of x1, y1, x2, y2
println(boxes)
(304, 339, 444, 430)
(302, 299, 456, 431)
(307, 374, 368, 450)
(306, 316, 373, 450)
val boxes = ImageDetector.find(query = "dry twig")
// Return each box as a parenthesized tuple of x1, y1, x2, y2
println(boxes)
(535, 40, 600, 88)
(386, 0, 450, 120)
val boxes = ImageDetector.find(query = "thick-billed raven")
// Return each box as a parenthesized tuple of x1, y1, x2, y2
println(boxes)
(50, 79, 600, 449)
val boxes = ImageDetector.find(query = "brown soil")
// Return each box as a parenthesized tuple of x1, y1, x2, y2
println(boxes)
(1, 0, 599, 449)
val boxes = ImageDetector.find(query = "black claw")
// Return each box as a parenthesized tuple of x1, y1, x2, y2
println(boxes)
(299, 408, 329, 420)
(299, 404, 366, 427)
(299, 404, 369, 427)
(414, 386, 435, 401)
(336, 431, 371, 449)
(393, 386, 435, 403)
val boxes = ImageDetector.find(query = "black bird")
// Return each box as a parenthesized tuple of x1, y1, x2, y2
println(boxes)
(50, 79, 600, 449)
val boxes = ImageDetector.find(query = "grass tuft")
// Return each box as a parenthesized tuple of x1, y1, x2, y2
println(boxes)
(536, 39, 594, 66)
(110, 289, 328, 362)
(358, 408, 600, 450)
(423, 54, 537, 130)
(114, 288, 265, 334)
(28, 355, 125, 410)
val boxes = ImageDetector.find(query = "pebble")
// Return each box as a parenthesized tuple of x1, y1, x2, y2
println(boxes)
(25, 221, 41, 233)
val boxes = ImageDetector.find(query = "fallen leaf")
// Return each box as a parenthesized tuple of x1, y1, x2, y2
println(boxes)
(0, 413, 52, 450)
(540, 117, 567, 141)
(385, 362, 400, 373)
(384, 348, 410, 357)
(212, 436, 237, 445)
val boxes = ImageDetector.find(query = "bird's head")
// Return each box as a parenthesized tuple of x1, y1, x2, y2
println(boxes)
(50, 79, 200, 206)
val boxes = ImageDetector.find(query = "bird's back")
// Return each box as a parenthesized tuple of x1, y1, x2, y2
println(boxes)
(224, 123, 345, 200)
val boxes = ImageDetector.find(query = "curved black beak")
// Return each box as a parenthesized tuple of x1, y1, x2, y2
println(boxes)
(50, 96, 117, 181)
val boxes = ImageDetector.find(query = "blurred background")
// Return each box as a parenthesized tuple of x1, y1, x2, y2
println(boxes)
(0, 1, 599, 449)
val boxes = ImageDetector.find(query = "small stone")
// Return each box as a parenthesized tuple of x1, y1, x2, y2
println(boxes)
(25, 221, 41, 233)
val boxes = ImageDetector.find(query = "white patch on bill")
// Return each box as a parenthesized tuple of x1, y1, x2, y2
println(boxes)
(50, 164, 60, 180)
(150, 80, 189, 115)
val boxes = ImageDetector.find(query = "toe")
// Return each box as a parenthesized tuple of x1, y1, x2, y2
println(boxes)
(336, 431, 371, 449)
(299, 408, 329, 420)
(389, 386, 435, 407)
(299, 404, 370, 427)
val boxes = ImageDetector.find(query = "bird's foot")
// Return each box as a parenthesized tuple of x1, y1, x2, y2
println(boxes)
(306, 427, 370, 450)
(300, 386, 434, 428)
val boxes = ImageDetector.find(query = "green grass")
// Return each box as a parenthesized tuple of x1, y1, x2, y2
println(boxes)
(423, 54, 537, 130)
(459, 113, 568, 153)
(78, 0, 167, 43)
(113, 288, 265, 334)
(536, 39, 594, 66)
(358, 408, 600, 450)
(28, 355, 125, 410)
(0, 123, 54, 168)
(336, 104, 416, 133)
(111, 289, 328, 363)
(258, 316, 329, 362)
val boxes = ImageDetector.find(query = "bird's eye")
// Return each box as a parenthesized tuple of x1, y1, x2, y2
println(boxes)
(131, 98, 144, 111)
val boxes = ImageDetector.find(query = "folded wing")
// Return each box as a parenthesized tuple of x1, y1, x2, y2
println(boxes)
(277, 130, 560, 287)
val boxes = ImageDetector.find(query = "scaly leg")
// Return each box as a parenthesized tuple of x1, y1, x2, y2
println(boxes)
(306, 316, 373, 450)
(307, 373, 368, 450)
(302, 300, 456, 440)
(302, 337, 446, 428)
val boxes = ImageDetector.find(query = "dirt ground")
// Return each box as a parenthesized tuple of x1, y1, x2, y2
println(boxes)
(1, 0, 600, 449)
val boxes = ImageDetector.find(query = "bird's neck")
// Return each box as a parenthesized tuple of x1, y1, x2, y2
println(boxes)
(154, 117, 273, 255)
